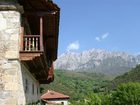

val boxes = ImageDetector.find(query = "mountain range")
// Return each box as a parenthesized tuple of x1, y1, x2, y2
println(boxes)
(54, 49, 140, 76)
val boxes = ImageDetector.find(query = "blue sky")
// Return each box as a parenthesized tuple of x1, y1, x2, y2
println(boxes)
(54, 0, 140, 55)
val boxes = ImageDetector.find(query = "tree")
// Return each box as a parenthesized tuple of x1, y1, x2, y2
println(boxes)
(111, 82, 140, 105)
(86, 92, 102, 105)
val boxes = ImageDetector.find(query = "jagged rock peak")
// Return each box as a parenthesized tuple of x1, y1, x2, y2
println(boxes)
(55, 49, 140, 76)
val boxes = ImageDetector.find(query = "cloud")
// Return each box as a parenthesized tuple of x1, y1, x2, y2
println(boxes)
(102, 33, 109, 39)
(95, 32, 109, 42)
(67, 41, 80, 51)
(135, 52, 140, 55)
(95, 37, 101, 41)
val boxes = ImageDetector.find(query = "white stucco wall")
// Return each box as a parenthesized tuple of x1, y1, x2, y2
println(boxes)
(47, 99, 68, 105)
(21, 63, 40, 104)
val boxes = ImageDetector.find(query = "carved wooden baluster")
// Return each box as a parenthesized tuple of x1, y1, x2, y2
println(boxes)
(29, 37, 31, 51)
(36, 37, 38, 51)
(25, 37, 28, 51)
(32, 37, 35, 51)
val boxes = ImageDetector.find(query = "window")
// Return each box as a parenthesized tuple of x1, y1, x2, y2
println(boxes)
(37, 87, 38, 95)
(61, 102, 64, 105)
(32, 84, 34, 94)
(25, 79, 28, 93)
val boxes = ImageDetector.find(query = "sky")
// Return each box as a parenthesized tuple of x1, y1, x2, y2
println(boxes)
(54, 0, 140, 55)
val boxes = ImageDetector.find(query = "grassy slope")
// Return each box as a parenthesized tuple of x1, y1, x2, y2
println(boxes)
(41, 70, 109, 102)
(108, 64, 140, 90)
(41, 65, 140, 102)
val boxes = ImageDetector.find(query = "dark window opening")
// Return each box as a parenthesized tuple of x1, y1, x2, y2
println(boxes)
(32, 84, 34, 94)
(25, 79, 28, 93)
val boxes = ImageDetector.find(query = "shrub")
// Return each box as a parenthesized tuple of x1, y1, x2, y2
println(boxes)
(111, 82, 140, 105)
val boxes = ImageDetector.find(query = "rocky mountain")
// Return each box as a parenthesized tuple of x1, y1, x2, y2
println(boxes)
(54, 49, 140, 76)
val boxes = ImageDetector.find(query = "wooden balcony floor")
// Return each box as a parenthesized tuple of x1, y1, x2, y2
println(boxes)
(20, 51, 43, 61)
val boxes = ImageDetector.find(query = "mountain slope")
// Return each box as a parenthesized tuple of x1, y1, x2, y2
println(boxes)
(41, 70, 109, 102)
(108, 64, 140, 90)
(55, 49, 140, 76)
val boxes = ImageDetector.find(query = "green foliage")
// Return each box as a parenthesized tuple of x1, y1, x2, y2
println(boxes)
(111, 82, 140, 105)
(40, 87, 45, 94)
(71, 82, 140, 105)
(69, 92, 111, 105)
(41, 70, 109, 103)
(108, 64, 140, 90)
(99, 93, 111, 105)
(86, 93, 102, 105)
(27, 100, 40, 105)
(41, 66, 140, 105)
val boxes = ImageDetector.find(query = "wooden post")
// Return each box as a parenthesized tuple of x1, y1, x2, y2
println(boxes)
(40, 16, 43, 51)
(20, 27, 24, 51)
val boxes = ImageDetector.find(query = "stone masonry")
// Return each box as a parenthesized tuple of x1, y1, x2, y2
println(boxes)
(0, 4, 40, 105)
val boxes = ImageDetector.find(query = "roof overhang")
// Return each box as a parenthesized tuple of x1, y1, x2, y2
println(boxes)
(19, 0, 60, 60)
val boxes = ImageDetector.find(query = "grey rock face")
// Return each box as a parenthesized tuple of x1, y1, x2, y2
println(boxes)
(55, 49, 140, 76)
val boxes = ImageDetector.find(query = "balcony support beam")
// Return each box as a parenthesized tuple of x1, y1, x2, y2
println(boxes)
(20, 27, 24, 51)
(24, 11, 58, 16)
(40, 16, 43, 51)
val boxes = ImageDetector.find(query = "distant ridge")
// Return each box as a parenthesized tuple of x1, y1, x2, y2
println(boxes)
(108, 64, 140, 89)
(55, 49, 140, 76)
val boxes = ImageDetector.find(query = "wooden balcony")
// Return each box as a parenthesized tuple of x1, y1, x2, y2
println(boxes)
(20, 16, 44, 60)
(18, 0, 60, 84)
(20, 34, 54, 83)
(19, 17, 54, 84)
(20, 34, 43, 61)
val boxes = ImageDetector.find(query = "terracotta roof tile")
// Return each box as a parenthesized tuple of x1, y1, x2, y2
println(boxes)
(41, 90, 70, 100)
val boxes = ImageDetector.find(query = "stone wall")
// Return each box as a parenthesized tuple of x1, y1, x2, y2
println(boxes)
(0, 5, 40, 105)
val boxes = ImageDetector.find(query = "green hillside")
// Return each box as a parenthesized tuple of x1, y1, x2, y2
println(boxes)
(41, 66, 140, 104)
(108, 64, 140, 90)
(41, 70, 109, 102)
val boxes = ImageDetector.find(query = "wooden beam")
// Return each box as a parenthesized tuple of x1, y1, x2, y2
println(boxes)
(20, 52, 42, 61)
(40, 16, 44, 51)
(20, 27, 24, 51)
(24, 11, 57, 16)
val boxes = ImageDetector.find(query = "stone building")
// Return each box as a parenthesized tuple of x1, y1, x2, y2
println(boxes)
(41, 90, 70, 105)
(0, 0, 60, 105)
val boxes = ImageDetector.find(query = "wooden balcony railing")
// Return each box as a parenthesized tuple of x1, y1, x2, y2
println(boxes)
(20, 17, 43, 52)
(20, 34, 43, 52)
(23, 35, 40, 51)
